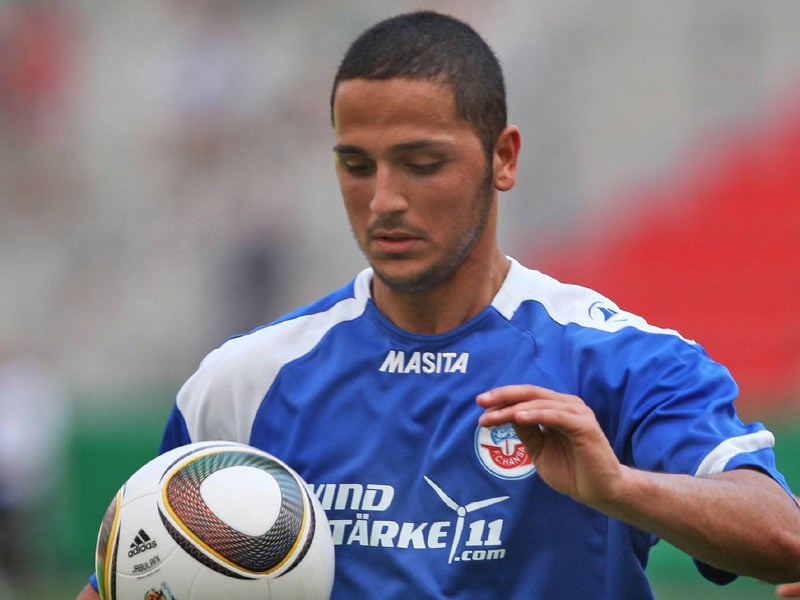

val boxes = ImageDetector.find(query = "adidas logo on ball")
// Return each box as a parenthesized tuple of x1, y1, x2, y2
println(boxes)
(127, 528, 158, 557)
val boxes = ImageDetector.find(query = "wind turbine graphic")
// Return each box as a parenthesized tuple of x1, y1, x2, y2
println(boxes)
(424, 476, 509, 564)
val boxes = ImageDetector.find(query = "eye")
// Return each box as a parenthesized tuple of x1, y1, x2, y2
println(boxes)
(339, 155, 375, 176)
(407, 161, 444, 175)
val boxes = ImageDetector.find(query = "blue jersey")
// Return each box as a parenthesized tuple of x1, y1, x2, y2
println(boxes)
(161, 258, 789, 599)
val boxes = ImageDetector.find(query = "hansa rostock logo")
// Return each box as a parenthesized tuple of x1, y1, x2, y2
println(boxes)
(475, 425, 536, 480)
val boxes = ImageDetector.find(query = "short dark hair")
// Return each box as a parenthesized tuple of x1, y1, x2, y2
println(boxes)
(331, 11, 507, 159)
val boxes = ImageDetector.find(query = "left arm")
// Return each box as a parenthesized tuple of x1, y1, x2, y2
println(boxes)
(477, 384, 800, 584)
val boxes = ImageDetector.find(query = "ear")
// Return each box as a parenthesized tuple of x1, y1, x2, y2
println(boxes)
(492, 125, 521, 192)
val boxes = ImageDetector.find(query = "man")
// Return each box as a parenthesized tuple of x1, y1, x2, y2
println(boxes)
(76, 10, 800, 599)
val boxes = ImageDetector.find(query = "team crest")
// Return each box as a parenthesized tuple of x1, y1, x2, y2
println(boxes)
(474, 425, 535, 480)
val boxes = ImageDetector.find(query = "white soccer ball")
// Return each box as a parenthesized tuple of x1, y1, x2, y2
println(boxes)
(95, 441, 335, 600)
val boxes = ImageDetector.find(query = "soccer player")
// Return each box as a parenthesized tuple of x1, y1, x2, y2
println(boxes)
(76, 10, 800, 599)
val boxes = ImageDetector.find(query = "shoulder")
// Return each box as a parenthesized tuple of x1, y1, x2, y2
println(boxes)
(494, 257, 693, 342)
(492, 259, 719, 394)
(176, 269, 373, 441)
(213, 268, 371, 365)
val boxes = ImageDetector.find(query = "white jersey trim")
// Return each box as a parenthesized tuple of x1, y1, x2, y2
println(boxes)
(694, 430, 776, 477)
(492, 257, 694, 341)
(177, 270, 371, 443)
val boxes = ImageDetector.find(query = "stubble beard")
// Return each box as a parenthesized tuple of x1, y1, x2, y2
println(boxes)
(357, 169, 495, 295)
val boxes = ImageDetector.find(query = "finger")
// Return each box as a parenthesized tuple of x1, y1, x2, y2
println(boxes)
(512, 407, 586, 432)
(479, 406, 589, 437)
(478, 399, 574, 424)
(476, 384, 576, 408)
(777, 583, 800, 598)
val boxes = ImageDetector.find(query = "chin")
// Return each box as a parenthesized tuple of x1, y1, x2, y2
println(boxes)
(373, 261, 451, 294)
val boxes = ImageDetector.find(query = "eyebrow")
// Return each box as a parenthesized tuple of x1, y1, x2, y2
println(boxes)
(333, 140, 454, 155)
(332, 144, 364, 155)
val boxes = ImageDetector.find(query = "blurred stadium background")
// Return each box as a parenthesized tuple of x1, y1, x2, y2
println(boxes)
(0, 0, 798, 598)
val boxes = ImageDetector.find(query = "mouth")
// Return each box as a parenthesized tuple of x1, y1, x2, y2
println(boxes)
(370, 230, 423, 255)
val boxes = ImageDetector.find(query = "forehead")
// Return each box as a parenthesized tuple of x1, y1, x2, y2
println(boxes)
(332, 78, 477, 146)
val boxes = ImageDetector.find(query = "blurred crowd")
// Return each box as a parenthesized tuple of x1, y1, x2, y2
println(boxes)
(0, 345, 69, 590)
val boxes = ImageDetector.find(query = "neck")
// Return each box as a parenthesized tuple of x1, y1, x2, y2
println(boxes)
(372, 249, 510, 335)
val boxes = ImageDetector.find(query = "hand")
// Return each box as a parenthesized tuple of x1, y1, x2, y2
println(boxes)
(75, 583, 100, 600)
(777, 582, 800, 597)
(476, 385, 625, 509)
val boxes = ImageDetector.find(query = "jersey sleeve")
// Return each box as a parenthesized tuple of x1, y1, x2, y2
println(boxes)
(616, 334, 789, 490)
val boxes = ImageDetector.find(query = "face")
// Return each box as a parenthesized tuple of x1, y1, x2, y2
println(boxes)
(332, 78, 496, 294)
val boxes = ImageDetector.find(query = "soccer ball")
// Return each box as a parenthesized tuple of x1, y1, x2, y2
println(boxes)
(95, 441, 335, 600)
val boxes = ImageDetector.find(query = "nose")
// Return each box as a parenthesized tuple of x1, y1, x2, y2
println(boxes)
(369, 165, 408, 216)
